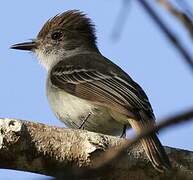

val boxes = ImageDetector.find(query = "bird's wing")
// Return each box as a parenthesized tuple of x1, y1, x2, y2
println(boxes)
(50, 54, 155, 120)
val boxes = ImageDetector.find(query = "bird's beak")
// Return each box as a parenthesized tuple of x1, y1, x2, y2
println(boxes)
(10, 41, 37, 51)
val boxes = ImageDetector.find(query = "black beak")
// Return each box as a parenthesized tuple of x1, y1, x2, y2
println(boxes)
(10, 41, 37, 51)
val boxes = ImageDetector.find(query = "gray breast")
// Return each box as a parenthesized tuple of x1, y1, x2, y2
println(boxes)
(46, 77, 124, 136)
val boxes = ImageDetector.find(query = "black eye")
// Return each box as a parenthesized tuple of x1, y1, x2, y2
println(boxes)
(51, 32, 62, 40)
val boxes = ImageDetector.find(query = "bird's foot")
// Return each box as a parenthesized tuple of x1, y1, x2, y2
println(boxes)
(120, 124, 127, 138)
(78, 113, 91, 129)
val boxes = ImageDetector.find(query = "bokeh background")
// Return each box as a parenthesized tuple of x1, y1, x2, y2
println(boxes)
(0, 0, 193, 179)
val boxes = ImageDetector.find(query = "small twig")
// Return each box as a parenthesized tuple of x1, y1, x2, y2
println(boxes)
(158, 0, 193, 38)
(92, 108, 193, 169)
(137, 0, 193, 73)
(175, 0, 193, 21)
(112, 0, 131, 40)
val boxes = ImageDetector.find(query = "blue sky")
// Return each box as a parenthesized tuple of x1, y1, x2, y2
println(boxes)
(1, 0, 193, 179)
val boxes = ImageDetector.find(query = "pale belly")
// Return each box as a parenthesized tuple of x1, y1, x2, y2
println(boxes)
(46, 80, 124, 136)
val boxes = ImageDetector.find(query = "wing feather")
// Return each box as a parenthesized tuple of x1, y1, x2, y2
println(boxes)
(51, 66, 154, 118)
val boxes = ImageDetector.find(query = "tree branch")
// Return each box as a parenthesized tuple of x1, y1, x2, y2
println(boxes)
(0, 118, 193, 180)
(137, 0, 193, 73)
(91, 108, 193, 171)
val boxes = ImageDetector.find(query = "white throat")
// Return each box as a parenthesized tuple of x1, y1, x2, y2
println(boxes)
(35, 48, 97, 71)
(35, 49, 82, 71)
(35, 50, 61, 71)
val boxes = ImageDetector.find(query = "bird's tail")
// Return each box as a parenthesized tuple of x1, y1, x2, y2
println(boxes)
(128, 117, 171, 172)
(141, 133, 171, 172)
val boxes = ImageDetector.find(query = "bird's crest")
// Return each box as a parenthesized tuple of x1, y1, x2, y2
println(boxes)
(37, 10, 96, 43)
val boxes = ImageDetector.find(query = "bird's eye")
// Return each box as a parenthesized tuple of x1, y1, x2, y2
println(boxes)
(51, 32, 62, 40)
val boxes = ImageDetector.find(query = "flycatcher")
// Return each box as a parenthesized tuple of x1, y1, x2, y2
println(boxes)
(11, 10, 170, 172)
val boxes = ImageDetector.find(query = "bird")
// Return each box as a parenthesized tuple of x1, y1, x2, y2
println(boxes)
(11, 10, 171, 172)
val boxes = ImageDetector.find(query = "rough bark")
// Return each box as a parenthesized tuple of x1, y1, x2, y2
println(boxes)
(0, 118, 192, 180)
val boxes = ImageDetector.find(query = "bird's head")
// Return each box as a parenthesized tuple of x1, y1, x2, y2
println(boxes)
(11, 10, 98, 70)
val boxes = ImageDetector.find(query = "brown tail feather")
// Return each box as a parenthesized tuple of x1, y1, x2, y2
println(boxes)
(141, 134, 171, 172)
(128, 118, 171, 172)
